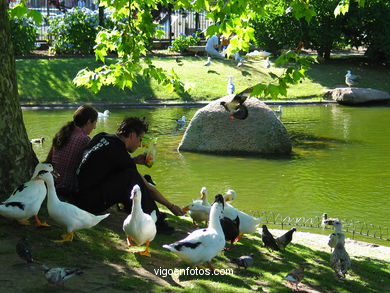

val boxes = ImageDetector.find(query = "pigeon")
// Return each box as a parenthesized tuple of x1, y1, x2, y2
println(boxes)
(144, 174, 156, 186)
(204, 56, 211, 66)
(330, 232, 351, 278)
(264, 57, 271, 68)
(227, 75, 235, 95)
(275, 227, 296, 251)
(220, 86, 253, 120)
(261, 225, 280, 251)
(283, 263, 309, 290)
(230, 254, 254, 269)
(42, 265, 83, 287)
(16, 236, 33, 263)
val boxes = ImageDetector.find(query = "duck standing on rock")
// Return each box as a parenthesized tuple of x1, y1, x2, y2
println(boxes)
(0, 162, 54, 226)
(163, 195, 225, 269)
(123, 185, 157, 257)
(37, 170, 110, 242)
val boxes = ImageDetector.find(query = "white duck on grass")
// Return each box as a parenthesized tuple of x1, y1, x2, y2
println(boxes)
(98, 110, 110, 118)
(123, 185, 157, 257)
(37, 170, 110, 242)
(163, 196, 225, 269)
(182, 186, 210, 226)
(0, 162, 54, 226)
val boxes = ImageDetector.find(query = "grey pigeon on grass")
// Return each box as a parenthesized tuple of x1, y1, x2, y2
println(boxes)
(261, 225, 280, 251)
(42, 265, 83, 287)
(230, 254, 254, 269)
(275, 227, 296, 251)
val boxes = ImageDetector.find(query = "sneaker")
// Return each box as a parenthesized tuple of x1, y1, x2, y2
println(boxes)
(156, 221, 175, 235)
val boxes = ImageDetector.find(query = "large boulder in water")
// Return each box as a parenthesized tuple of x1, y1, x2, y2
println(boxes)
(325, 87, 390, 105)
(178, 97, 292, 155)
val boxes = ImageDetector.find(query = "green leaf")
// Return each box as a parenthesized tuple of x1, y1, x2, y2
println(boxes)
(27, 9, 43, 25)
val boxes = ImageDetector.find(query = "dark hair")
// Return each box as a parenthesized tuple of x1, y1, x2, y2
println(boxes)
(116, 117, 148, 137)
(52, 105, 98, 149)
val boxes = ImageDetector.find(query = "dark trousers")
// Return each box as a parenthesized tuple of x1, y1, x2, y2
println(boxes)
(74, 168, 162, 220)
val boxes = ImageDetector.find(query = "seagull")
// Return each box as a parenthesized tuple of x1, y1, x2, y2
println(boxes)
(264, 57, 271, 68)
(220, 86, 253, 120)
(204, 56, 211, 66)
(42, 265, 83, 287)
(98, 110, 110, 118)
(261, 225, 280, 251)
(30, 137, 45, 144)
(275, 227, 296, 251)
(16, 236, 33, 263)
(274, 105, 282, 119)
(345, 70, 358, 87)
(230, 254, 254, 269)
(175, 115, 186, 126)
(283, 263, 309, 291)
(227, 75, 235, 95)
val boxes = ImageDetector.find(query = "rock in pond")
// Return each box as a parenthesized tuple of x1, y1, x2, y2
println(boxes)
(325, 87, 390, 105)
(178, 97, 292, 155)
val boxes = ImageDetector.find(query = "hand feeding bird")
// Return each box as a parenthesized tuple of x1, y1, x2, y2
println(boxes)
(36, 170, 110, 242)
(283, 263, 310, 291)
(330, 232, 351, 278)
(42, 265, 83, 287)
(182, 186, 210, 226)
(261, 225, 280, 251)
(230, 253, 254, 269)
(16, 236, 34, 263)
(0, 162, 54, 226)
(162, 194, 225, 269)
(204, 56, 211, 66)
(123, 185, 157, 257)
(220, 86, 253, 120)
(227, 75, 235, 95)
(275, 227, 296, 251)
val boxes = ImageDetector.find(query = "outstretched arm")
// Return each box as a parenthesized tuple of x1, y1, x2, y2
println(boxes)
(142, 176, 185, 216)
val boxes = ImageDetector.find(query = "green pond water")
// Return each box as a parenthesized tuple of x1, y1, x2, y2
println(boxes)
(23, 104, 390, 244)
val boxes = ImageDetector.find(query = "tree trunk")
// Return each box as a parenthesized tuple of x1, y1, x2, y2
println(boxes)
(0, 0, 38, 199)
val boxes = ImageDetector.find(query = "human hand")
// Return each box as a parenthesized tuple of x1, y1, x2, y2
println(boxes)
(168, 204, 186, 216)
(132, 153, 147, 165)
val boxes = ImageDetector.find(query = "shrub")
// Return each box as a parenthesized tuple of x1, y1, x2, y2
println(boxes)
(9, 16, 38, 55)
(168, 31, 200, 53)
(47, 7, 113, 55)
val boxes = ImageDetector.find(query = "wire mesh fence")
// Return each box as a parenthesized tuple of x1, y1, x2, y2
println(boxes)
(251, 210, 389, 242)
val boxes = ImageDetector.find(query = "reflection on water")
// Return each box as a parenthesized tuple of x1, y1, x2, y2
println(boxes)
(23, 104, 390, 235)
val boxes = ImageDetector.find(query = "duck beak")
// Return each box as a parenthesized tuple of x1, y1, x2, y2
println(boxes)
(51, 170, 60, 179)
(182, 205, 190, 212)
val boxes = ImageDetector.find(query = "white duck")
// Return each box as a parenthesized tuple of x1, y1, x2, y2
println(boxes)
(163, 197, 225, 269)
(98, 110, 110, 118)
(123, 185, 157, 257)
(183, 187, 210, 225)
(223, 189, 237, 202)
(330, 232, 351, 278)
(204, 56, 211, 66)
(0, 162, 54, 226)
(264, 57, 271, 68)
(37, 170, 110, 242)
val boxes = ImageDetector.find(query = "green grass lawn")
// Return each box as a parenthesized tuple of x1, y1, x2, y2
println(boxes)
(15, 54, 390, 104)
(2, 208, 389, 292)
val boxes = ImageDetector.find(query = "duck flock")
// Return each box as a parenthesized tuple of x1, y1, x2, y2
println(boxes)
(1, 163, 352, 288)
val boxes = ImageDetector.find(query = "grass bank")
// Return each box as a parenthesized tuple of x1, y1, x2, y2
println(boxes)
(1, 208, 389, 292)
(15, 54, 390, 104)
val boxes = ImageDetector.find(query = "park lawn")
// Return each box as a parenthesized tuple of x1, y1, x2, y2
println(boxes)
(1, 208, 389, 292)
(15, 54, 390, 104)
